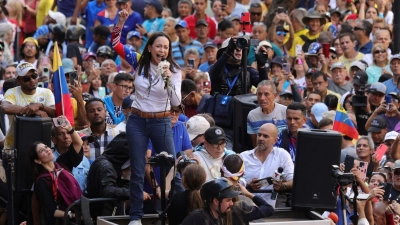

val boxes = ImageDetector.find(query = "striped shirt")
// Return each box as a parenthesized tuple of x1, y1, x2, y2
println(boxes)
(171, 40, 204, 68)
(247, 104, 287, 135)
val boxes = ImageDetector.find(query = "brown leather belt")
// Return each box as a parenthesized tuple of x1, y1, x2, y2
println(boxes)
(131, 108, 170, 119)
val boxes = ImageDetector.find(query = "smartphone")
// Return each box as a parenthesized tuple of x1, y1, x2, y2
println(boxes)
(322, 43, 330, 58)
(187, 59, 195, 69)
(349, 193, 370, 200)
(256, 177, 273, 186)
(240, 12, 251, 33)
(385, 95, 392, 110)
(358, 161, 369, 181)
(295, 44, 302, 55)
(93, 60, 100, 69)
(52, 117, 66, 127)
(383, 183, 393, 201)
(379, 182, 387, 188)
(344, 155, 355, 173)
(99, 87, 106, 99)
(203, 81, 211, 90)
(276, 6, 285, 14)
(221, 0, 227, 5)
(375, 144, 389, 161)
(69, 72, 78, 86)
(282, 63, 290, 74)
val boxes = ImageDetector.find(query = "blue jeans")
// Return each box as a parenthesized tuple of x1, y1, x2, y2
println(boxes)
(126, 113, 175, 221)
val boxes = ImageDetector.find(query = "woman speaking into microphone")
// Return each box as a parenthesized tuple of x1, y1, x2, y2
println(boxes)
(112, 10, 182, 225)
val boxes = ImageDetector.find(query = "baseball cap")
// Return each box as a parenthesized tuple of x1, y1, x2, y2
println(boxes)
(276, 25, 288, 32)
(196, 19, 208, 27)
(62, 58, 75, 74)
(311, 103, 329, 123)
(23, 37, 38, 47)
(367, 82, 387, 95)
(175, 20, 188, 29)
(330, 62, 345, 71)
(329, 47, 337, 54)
(368, 116, 387, 133)
(306, 68, 318, 77)
(271, 56, 287, 67)
(204, 127, 226, 144)
(279, 90, 293, 96)
(127, 30, 141, 40)
(83, 52, 97, 61)
(227, 14, 240, 22)
(144, 0, 163, 14)
(393, 160, 400, 170)
(384, 131, 398, 141)
(117, 0, 129, 3)
(48, 10, 66, 26)
(16, 62, 37, 77)
(389, 92, 400, 101)
(79, 133, 95, 143)
(204, 41, 217, 50)
(350, 61, 366, 71)
(122, 95, 134, 109)
(352, 71, 368, 86)
(92, 25, 110, 39)
(186, 116, 210, 141)
(390, 54, 400, 63)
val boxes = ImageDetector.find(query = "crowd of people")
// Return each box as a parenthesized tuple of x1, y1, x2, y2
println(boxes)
(0, 0, 398, 224)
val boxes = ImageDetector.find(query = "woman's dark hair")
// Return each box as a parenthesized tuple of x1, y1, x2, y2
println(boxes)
(324, 94, 338, 110)
(370, 172, 387, 183)
(181, 79, 196, 94)
(379, 73, 392, 83)
(182, 164, 206, 213)
(365, 6, 379, 17)
(28, 141, 44, 180)
(20, 42, 40, 60)
(137, 32, 179, 79)
(218, 19, 234, 32)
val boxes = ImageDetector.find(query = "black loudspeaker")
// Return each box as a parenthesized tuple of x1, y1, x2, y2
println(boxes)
(291, 129, 342, 210)
(233, 94, 258, 153)
(14, 116, 52, 191)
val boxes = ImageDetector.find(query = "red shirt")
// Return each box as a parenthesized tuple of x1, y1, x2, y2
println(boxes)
(184, 14, 217, 39)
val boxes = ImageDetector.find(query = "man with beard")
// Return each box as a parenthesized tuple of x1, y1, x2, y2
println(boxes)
(19, 38, 40, 68)
(241, 123, 294, 207)
(78, 98, 120, 161)
(1, 62, 55, 150)
(327, 62, 352, 95)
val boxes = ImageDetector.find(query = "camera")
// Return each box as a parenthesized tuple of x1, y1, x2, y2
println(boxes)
(177, 154, 197, 173)
(148, 151, 174, 167)
(332, 165, 354, 186)
(352, 78, 368, 107)
(236, 37, 249, 49)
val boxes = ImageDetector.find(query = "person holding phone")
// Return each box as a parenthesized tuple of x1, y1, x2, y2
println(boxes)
(355, 136, 379, 177)
(269, 13, 294, 57)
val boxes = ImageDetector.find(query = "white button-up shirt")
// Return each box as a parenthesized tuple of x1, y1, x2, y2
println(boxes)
(240, 147, 294, 207)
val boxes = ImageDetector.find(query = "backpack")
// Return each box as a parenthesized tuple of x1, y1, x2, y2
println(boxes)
(37, 162, 82, 207)
(280, 128, 290, 152)
(299, 35, 318, 53)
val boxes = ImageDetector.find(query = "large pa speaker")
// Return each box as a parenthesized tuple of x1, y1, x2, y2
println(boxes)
(291, 129, 342, 210)
(14, 116, 52, 191)
(233, 94, 258, 153)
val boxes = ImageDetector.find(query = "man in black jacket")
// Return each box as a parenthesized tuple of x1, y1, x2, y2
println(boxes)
(86, 132, 150, 219)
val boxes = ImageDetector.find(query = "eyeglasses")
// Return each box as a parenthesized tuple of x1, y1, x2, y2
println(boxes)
(21, 73, 39, 82)
(98, 54, 110, 58)
(250, 12, 262, 16)
(182, 91, 194, 102)
(170, 108, 181, 115)
(394, 171, 400, 176)
(276, 31, 287, 36)
(280, 95, 292, 100)
(354, 26, 364, 31)
(331, 55, 337, 59)
(117, 84, 133, 92)
(210, 140, 227, 148)
(374, 49, 386, 54)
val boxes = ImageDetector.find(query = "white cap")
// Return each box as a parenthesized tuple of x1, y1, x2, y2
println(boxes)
(16, 62, 37, 77)
(385, 131, 398, 141)
(48, 10, 66, 26)
(186, 116, 210, 141)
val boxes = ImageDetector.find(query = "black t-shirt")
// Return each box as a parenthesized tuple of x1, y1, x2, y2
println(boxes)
(355, 104, 379, 136)
(66, 43, 83, 67)
(389, 185, 400, 202)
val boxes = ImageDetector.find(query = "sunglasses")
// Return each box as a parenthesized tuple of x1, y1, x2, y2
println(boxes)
(21, 73, 38, 82)
(374, 49, 385, 54)
(276, 31, 287, 36)
(353, 26, 364, 31)
(250, 12, 262, 16)
(295, 58, 303, 65)
(331, 55, 337, 59)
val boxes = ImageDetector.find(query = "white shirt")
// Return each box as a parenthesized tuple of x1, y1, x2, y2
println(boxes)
(132, 63, 181, 112)
(240, 147, 294, 207)
(193, 148, 235, 181)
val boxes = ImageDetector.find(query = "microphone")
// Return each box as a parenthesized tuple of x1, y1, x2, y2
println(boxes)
(160, 58, 171, 89)
(271, 167, 284, 200)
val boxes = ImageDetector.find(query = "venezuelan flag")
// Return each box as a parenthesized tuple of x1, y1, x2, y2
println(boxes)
(52, 42, 74, 126)
(333, 103, 358, 140)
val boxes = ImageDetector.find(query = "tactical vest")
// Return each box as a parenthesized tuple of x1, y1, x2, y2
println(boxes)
(215, 66, 250, 96)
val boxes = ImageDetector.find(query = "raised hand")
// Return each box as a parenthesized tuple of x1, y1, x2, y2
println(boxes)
(117, 10, 129, 26)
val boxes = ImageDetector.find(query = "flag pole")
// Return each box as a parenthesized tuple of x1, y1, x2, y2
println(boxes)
(55, 42, 65, 116)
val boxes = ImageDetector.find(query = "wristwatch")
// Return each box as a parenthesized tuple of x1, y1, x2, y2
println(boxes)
(283, 183, 287, 191)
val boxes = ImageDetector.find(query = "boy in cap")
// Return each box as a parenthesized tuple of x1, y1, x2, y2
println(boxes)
(126, 31, 143, 54)
(366, 91, 400, 133)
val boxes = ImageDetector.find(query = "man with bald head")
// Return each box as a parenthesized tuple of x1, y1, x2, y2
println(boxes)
(240, 123, 294, 208)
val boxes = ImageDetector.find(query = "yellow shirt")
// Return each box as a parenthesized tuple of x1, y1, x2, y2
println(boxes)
(3, 87, 55, 149)
(338, 52, 365, 72)
(289, 29, 315, 57)
(326, 89, 342, 100)
(36, 0, 55, 27)
(71, 97, 86, 129)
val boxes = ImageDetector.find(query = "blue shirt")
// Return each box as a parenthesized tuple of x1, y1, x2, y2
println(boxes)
(171, 40, 204, 68)
(56, 0, 77, 17)
(199, 61, 214, 72)
(84, 1, 106, 49)
(88, 39, 111, 54)
(96, 9, 119, 27)
(139, 17, 166, 50)
(120, 11, 143, 44)
(53, 148, 91, 192)
(247, 42, 283, 66)
(383, 78, 400, 94)
(356, 41, 373, 54)
(366, 64, 391, 83)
